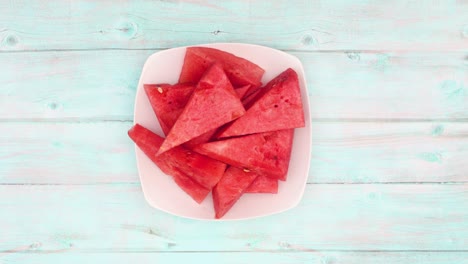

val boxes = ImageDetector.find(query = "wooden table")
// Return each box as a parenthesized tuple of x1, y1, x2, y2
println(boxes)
(1, 1, 467, 263)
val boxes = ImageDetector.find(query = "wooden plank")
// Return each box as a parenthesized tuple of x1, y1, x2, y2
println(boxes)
(0, 50, 150, 121)
(2, 252, 468, 264)
(0, 184, 467, 251)
(1, 122, 467, 184)
(0, 122, 137, 184)
(311, 122, 468, 183)
(0, 0, 466, 51)
(0, 50, 466, 120)
(305, 51, 468, 120)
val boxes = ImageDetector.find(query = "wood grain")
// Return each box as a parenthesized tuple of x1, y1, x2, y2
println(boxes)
(1, 122, 467, 184)
(0, 51, 466, 120)
(2, 252, 468, 264)
(1, 0, 467, 261)
(1, 184, 467, 252)
(0, 0, 466, 51)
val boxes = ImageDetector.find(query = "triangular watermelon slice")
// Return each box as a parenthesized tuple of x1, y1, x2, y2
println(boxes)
(234, 85, 251, 99)
(128, 124, 210, 203)
(206, 83, 260, 139)
(195, 129, 294, 181)
(179, 47, 265, 87)
(241, 85, 263, 109)
(183, 128, 217, 149)
(169, 167, 211, 204)
(144, 83, 195, 135)
(158, 63, 246, 155)
(144, 83, 215, 148)
(213, 166, 260, 219)
(128, 124, 226, 195)
(245, 175, 278, 194)
(219, 68, 305, 138)
(165, 145, 227, 190)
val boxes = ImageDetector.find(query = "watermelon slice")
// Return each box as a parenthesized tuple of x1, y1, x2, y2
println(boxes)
(234, 85, 251, 99)
(128, 124, 226, 193)
(245, 175, 278, 194)
(158, 63, 246, 155)
(166, 145, 227, 190)
(213, 166, 260, 219)
(128, 124, 210, 203)
(144, 83, 195, 135)
(219, 68, 305, 138)
(144, 83, 215, 148)
(179, 47, 265, 87)
(183, 128, 216, 149)
(195, 129, 294, 181)
(241, 85, 263, 109)
(169, 167, 211, 204)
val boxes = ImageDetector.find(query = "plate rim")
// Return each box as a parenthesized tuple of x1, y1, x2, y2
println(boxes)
(133, 42, 312, 221)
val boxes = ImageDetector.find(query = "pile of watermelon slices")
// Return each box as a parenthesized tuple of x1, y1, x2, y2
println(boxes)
(128, 47, 305, 219)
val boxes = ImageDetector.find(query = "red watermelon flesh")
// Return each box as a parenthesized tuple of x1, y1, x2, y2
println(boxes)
(178, 47, 213, 85)
(219, 68, 305, 138)
(169, 167, 211, 204)
(204, 86, 260, 141)
(144, 83, 218, 148)
(158, 63, 246, 155)
(128, 124, 210, 203)
(183, 128, 217, 150)
(128, 124, 226, 192)
(144, 83, 195, 135)
(245, 175, 278, 194)
(234, 85, 251, 99)
(207, 84, 260, 139)
(213, 166, 260, 219)
(195, 129, 294, 181)
(179, 47, 265, 87)
(241, 85, 263, 109)
(166, 144, 227, 190)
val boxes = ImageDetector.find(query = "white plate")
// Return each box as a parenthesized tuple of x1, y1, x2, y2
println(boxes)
(133, 43, 311, 220)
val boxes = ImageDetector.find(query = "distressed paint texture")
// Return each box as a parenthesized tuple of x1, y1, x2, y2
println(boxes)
(1, 185, 467, 251)
(2, 252, 468, 264)
(0, 0, 467, 263)
(0, 0, 466, 51)
(0, 51, 466, 120)
(1, 122, 468, 184)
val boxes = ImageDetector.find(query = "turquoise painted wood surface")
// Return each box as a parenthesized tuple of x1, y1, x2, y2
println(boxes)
(1, 1, 467, 263)
(1, 184, 467, 251)
(3, 252, 468, 264)
(1, 51, 466, 120)
(2, 122, 468, 184)
(0, 0, 466, 51)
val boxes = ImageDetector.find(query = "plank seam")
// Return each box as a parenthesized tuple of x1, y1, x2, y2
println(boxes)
(0, 48, 467, 54)
(2, 118, 468, 123)
(0, 182, 466, 186)
(3, 249, 467, 254)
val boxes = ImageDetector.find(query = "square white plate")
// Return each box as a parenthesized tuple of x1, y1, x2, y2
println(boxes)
(133, 43, 311, 220)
